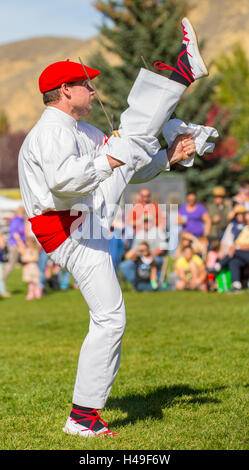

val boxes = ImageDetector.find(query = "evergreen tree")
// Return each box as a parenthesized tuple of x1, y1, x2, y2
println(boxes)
(85, 0, 247, 199)
(213, 45, 249, 164)
(175, 103, 249, 199)
(182, 147, 249, 201)
(87, 0, 215, 133)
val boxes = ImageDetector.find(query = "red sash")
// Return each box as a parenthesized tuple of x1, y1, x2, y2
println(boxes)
(28, 210, 85, 254)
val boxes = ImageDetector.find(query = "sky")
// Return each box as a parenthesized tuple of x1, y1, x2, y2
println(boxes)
(0, 0, 104, 45)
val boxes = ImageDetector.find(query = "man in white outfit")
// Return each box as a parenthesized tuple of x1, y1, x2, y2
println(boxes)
(18, 18, 209, 436)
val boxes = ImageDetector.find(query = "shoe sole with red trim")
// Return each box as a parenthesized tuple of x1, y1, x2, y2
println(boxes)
(181, 17, 209, 80)
(63, 417, 115, 438)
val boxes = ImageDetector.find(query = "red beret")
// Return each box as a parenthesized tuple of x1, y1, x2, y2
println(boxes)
(39, 59, 100, 93)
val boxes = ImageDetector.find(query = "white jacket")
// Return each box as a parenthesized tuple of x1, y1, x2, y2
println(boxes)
(18, 106, 116, 217)
(18, 105, 158, 218)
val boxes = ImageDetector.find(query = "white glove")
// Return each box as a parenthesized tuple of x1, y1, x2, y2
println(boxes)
(162, 118, 219, 167)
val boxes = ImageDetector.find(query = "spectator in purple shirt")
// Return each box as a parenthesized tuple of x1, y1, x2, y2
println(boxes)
(3, 206, 26, 281)
(178, 192, 211, 238)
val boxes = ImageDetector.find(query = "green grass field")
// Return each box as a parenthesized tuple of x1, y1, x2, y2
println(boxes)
(0, 268, 248, 450)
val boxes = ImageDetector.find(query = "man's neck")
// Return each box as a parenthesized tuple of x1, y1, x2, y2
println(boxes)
(48, 103, 79, 121)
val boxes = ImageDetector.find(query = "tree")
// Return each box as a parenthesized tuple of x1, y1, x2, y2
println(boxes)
(86, 0, 247, 199)
(87, 0, 216, 133)
(212, 45, 249, 164)
(175, 102, 249, 200)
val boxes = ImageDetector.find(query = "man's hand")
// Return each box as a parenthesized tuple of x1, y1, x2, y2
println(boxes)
(167, 134, 196, 166)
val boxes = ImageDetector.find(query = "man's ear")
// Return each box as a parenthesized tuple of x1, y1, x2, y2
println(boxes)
(60, 83, 71, 99)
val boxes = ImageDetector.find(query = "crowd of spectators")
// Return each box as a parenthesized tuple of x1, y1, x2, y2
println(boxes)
(173, 182, 249, 293)
(1, 180, 249, 299)
(117, 182, 249, 293)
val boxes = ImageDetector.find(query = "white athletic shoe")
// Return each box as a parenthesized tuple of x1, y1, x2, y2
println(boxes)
(154, 17, 208, 83)
(63, 416, 118, 438)
(181, 17, 209, 80)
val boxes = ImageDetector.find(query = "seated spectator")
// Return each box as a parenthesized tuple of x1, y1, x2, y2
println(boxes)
(125, 241, 160, 292)
(218, 205, 245, 258)
(45, 261, 61, 291)
(174, 230, 192, 259)
(212, 210, 249, 292)
(174, 230, 208, 260)
(207, 186, 231, 241)
(46, 262, 72, 291)
(174, 246, 207, 291)
(14, 233, 42, 300)
(0, 230, 10, 298)
(126, 187, 166, 233)
(131, 214, 167, 266)
(120, 214, 167, 285)
(178, 192, 211, 238)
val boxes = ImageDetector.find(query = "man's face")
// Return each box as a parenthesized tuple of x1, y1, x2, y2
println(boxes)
(140, 189, 151, 204)
(69, 80, 95, 117)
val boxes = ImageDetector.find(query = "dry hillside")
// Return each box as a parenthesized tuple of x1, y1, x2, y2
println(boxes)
(0, 0, 249, 133)
(0, 36, 106, 132)
(188, 0, 249, 63)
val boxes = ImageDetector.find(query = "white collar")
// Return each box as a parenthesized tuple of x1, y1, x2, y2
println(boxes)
(43, 106, 77, 129)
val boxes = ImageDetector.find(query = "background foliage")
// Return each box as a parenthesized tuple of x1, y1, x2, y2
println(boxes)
(86, 0, 249, 199)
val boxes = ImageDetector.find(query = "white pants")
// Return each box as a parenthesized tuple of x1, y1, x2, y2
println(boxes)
(49, 70, 185, 408)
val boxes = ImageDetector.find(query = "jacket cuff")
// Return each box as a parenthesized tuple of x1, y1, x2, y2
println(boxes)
(105, 135, 131, 165)
(160, 150, 170, 171)
(94, 155, 113, 181)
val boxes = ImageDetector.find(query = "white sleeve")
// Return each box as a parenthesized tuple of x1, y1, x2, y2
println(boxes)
(37, 126, 112, 198)
(129, 149, 170, 184)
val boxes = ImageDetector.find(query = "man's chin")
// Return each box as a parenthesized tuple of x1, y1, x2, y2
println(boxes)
(78, 107, 92, 119)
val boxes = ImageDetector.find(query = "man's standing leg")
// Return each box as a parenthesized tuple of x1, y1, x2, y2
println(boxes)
(49, 234, 125, 436)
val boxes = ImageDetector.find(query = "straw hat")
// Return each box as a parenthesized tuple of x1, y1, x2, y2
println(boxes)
(212, 186, 226, 197)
